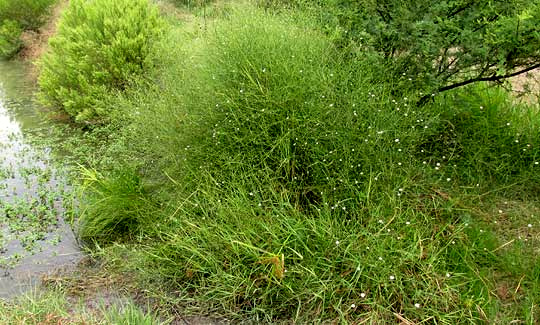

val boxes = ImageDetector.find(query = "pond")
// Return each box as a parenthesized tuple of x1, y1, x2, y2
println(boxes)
(0, 60, 81, 298)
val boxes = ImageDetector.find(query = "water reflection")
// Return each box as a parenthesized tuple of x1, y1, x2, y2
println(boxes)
(0, 61, 81, 298)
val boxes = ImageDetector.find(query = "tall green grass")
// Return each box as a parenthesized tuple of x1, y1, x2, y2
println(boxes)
(75, 2, 540, 323)
(77, 167, 157, 244)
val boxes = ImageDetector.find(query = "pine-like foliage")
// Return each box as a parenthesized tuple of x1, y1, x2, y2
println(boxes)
(38, 0, 164, 122)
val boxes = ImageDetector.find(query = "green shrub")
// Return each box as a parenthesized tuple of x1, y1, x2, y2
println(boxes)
(38, 0, 164, 123)
(0, 0, 56, 31)
(0, 20, 22, 59)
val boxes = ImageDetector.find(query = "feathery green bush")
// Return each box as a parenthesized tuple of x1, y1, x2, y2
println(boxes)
(38, 0, 164, 122)
(0, 20, 22, 59)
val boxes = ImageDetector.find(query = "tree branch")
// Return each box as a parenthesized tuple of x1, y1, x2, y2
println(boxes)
(418, 63, 540, 105)
(438, 63, 540, 93)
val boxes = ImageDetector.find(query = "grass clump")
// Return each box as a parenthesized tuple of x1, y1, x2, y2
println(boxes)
(38, 0, 164, 123)
(418, 84, 540, 191)
(71, 2, 540, 323)
(77, 167, 156, 244)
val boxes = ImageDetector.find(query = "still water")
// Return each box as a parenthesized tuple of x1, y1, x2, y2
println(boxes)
(0, 60, 81, 298)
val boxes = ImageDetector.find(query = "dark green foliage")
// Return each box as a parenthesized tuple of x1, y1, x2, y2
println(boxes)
(266, 0, 540, 96)
(38, 0, 164, 122)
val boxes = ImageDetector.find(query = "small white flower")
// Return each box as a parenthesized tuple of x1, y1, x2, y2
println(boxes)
(498, 210, 503, 214)
(406, 221, 410, 225)
(351, 304, 356, 308)
(528, 224, 532, 228)
(335, 240, 340, 245)
(446, 273, 451, 278)
(446, 178, 451, 182)
(389, 275, 395, 280)
(378, 257, 383, 261)
(395, 138, 400, 142)
(360, 292, 366, 298)
(414, 303, 421, 308)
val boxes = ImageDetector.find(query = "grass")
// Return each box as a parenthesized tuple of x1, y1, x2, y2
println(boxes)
(0, 288, 164, 324)
(7, 0, 539, 323)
